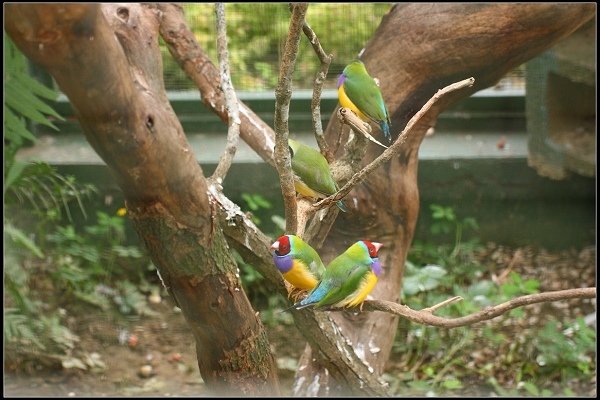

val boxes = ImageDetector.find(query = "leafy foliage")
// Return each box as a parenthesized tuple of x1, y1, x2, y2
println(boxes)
(4, 34, 63, 164)
(388, 205, 596, 396)
(3, 35, 158, 370)
(241, 192, 273, 226)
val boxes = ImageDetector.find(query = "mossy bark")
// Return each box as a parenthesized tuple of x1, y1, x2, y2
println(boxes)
(5, 3, 280, 395)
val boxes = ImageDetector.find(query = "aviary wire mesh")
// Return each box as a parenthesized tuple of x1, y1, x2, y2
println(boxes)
(161, 3, 524, 93)
(162, 3, 392, 92)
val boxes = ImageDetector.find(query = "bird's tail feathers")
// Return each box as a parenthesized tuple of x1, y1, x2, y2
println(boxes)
(381, 121, 391, 143)
(279, 299, 316, 313)
(336, 200, 348, 213)
(294, 302, 316, 311)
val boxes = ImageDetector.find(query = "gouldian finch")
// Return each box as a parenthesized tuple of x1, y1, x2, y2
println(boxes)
(337, 60, 392, 142)
(288, 138, 348, 212)
(271, 234, 325, 291)
(294, 240, 383, 310)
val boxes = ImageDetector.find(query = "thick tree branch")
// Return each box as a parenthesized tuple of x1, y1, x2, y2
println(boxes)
(314, 77, 475, 210)
(207, 184, 287, 297)
(210, 3, 240, 183)
(273, 3, 308, 234)
(361, 287, 596, 328)
(5, 4, 281, 395)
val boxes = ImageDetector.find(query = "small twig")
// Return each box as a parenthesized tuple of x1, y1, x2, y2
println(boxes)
(492, 248, 523, 285)
(314, 77, 476, 210)
(421, 295, 463, 313)
(360, 287, 596, 328)
(338, 108, 388, 149)
(302, 20, 333, 162)
(210, 3, 240, 183)
(338, 107, 372, 136)
(295, 16, 337, 239)
(274, 3, 308, 234)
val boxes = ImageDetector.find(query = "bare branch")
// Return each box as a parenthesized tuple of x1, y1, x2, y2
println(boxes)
(273, 3, 309, 234)
(314, 77, 476, 210)
(295, 197, 317, 239)
(210, 3, 240, 183)
(338, 108, 389, 149)
(422, 295, 464, 313)
(302, 21, 333, 161)
(359, 287, 596, 328)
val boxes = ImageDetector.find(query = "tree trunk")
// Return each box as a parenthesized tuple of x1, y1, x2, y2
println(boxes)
(5, 3, 279, 395)
(294, 3, 595, 395)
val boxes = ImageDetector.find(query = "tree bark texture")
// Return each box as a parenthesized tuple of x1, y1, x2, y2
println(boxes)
(4, 3, 280, 395)
(294, 3, 595, 395)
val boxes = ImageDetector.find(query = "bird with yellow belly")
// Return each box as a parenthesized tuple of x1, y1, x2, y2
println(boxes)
(337, 60, 392, 143)
(271, 234, 326, 300)
(292, 240, 383, 311)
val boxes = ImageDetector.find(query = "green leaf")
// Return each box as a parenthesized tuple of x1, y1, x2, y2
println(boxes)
(4, 222, 44, 258)
(462, 217, 479, 230)
(522, 278, 540, 294)
(468, 279, 495, 297)
(5, 80, 59, 129)
(442, 379, 463, 389)
(14, 70, 61, 103)
(4, 106, 37, 143)
(4, 160, 28, 193)
(403, 264, 447, 295)
(420, 264, 447, 279)
(521, 381, 540, 396)
(509, 308, 524, 318)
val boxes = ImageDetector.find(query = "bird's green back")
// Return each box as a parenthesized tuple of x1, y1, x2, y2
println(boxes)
(291, 236, 325, 278)
(289, 139, 338, 196)
(313, 243, 372, 307)
(343, 61, 390, 124)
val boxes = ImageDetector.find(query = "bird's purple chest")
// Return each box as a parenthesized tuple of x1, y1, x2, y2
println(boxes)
(371, 258, 382, 276)
(273, 254, 294, 273)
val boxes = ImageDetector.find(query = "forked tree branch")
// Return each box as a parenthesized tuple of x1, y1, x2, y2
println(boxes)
(314, 77, 476, 210)
(210, 3, 240, 183)
(360, 287, 596, 328)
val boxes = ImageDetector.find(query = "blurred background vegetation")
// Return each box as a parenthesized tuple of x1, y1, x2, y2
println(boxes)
(163, 3, 394, 91)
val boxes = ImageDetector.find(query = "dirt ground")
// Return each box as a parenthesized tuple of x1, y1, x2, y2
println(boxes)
(3, 243, 596, 397)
